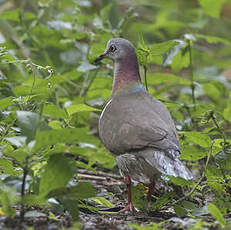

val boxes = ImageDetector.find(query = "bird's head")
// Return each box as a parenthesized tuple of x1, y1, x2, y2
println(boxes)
(95, 38, 136, 63)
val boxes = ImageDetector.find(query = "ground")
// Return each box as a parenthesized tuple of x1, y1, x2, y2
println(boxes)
(0, 169, 221, 230)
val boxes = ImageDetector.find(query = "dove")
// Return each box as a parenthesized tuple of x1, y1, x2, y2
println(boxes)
(95, 38, 192, 213)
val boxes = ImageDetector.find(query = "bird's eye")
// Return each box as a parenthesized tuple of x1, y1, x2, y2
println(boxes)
(109, 45, 117, 52)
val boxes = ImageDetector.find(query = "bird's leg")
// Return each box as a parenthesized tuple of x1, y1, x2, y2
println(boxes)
(147, 181, 155, 209)
(119, 175, 136, 213)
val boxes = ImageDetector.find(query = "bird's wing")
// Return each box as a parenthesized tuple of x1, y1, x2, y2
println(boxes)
(117, 117, 180, 159)
(100, 91, 180, 159)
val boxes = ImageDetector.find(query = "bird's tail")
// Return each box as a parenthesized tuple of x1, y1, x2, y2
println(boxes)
(141, 149, 193, 180)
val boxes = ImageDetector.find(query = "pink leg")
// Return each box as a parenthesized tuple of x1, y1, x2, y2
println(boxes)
(119, 175, 136, 213)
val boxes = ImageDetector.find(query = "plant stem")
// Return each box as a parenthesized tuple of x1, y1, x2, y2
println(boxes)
(172, 141, 213, 205)
(210, 111, 227, 146)
(144, 65, 148, 92)
(20, 165, 28, 222)
(188, 40, 196, 107)
(79, 70, 98, 97)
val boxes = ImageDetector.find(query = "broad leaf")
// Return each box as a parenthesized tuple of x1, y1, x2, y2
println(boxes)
(208, 203, 226, 227)
(0, 158, 14, 175)
(182, 132, 211, 148)
(39, 154, 76, 197)
(195, 34, 231, 46)
(150, 40, 179, 57)
(43, 104, 68, 119)
(34, 128, 99, 151)
(147, 73, 191, 86)
(48, 182, 96, 200)
(199, 0, 226, 18)
(91, 197, 114, 208)
(0, 97, 13, 110)
(223, 103, 231, 122)
(16, 111, 39, 143)
(66, 104, 100, 116)
(171, 48, 190, 72)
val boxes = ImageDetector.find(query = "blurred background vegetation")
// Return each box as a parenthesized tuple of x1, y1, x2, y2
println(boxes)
(0, 0, 231, 229)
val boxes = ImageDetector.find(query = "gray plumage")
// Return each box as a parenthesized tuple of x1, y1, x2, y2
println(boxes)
(98, 38, 193, 184)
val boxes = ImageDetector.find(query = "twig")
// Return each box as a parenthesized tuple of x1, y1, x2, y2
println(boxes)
(210, 111, 227, 146)
(172, 141, 213, 205)
(188, 40, 196, 107)
(28, 72, 36, 101)
(77, 169, 122, 179)
(144, 65, 148, 92)
(138, 46, 149, 92)
(20, 165, 28, 222)
(79, 69, 98, 97)
(78, 173, 107, 181)
(210, 111, 229, 183)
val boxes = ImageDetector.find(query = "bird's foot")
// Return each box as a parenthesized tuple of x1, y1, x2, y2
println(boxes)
(119, 202, 136, 214)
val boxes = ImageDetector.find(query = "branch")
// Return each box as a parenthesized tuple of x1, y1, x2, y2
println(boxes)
(210, 111, 227, 147)
(188, 40, 196, 107)
(144, 65, 148, 92)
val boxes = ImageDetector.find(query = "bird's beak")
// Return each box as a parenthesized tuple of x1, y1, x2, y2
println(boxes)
(94, 52, 107, 63)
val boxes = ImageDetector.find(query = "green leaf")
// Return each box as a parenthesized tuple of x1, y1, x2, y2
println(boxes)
(78, 203, 98, 214)
(0, 158, 14, 175)
(24, 12, 36, 20)
(3, 145, 27, 165)
(150, 40, 179, 57)
(195, 34, 231, 46)
(100, 3, 113, 22)
(174, 204, 187, 217)
(5, 136, 27, 147)
(223, 103, 231, 122)
(131, 185, 146, 211)
(34, 128, 99, 151)
(147, 73, 191, 86)
(208, 203, 226, 227)
(0, 186, 19, 218)
(1, 9, 20, 22)
(171, 48, 190, 72)
(70, 146, 115, 169)
(48, 182, 96, 200)
(48, 120, 62, 130)
(43, 104, 68, 119)
(22, 194, 47, 207)
(61, 199, 79, 220)
(0, 97, 13, 110)
(206, 166, 223, 194)
(215, 148, 231, 170)
(203, 83, 221, 101)
(181, 145, 207, 161)
(199, 0, 226, 18)
(183, 131, 211, 148)
(136, 48, 149, 67)
(91, 197, 114, 208)
(150, 192, 176, 211)
(88, 43, 106, 63)
(168, 176, 194, 186)
(192, 205, 209, 217)
(136, 35, 149, 66)
(39, 154, 76, 197)
(16, 111, 39, 143)
(66, 104, 100, 116)
(181, 200, 198, 211)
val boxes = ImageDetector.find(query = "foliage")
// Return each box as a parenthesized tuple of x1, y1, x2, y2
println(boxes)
(0, 0, 231, 229)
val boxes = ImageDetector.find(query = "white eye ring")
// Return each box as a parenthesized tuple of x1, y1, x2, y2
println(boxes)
(109, 45, 117, 52)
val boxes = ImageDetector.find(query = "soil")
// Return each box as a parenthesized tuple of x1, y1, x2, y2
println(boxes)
(0, 169, 217, 230)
